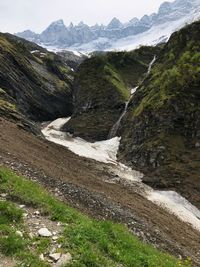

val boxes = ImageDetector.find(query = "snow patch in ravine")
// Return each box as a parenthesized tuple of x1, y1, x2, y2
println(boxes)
(42, 118, 120, 165)
(147, 190, 200, 231)
(42, 117, 200, 232)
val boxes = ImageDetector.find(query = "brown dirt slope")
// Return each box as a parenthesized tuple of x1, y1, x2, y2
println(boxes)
(0, 118, 200, 265)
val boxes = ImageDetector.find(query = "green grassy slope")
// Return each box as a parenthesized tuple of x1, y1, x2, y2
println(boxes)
(0, 167, 190, 267)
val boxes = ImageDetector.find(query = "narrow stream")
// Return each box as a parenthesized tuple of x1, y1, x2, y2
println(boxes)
(108, 86, 138, 139)
(108, 56, 156, 139)
(147, 55, 156, 74)
(108, 101, 129, 139)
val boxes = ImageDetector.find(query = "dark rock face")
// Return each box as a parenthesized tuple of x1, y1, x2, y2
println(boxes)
(118, 21, 200, 202)
(62, 55, 127, 141)
(62, 46, 161, 141)
(57, 51, 87, 71)
(0, 33, 74, 125)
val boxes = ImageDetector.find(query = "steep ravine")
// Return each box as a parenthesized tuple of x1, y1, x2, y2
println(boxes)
(42, 22, 200, 240)
(108, 55, 156, 139)
(62, 46, 161, 141)
(42, 117, 200, 233)
(1, 21, 200, 266)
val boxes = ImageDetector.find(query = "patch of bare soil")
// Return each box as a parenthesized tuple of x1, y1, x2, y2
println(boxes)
(0, 255, 16, 267)
(0, 118, 200, 266)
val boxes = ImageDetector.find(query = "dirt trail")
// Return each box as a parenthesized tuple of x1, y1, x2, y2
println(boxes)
(1, 118, 200, 265)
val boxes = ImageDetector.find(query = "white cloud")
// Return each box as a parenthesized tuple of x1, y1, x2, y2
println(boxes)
(0, 0, 174, 33)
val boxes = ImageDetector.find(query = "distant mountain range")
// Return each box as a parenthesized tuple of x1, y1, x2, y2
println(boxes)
(16, 0, 200, 51)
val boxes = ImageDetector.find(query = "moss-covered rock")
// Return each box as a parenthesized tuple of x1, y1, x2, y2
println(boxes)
(63, 46, 160, 141)
(0, 33, 73, 125)
(118, 21, 200, 207)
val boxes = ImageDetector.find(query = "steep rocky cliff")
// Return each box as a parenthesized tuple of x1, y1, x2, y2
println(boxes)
(118, 21, 200, 206)
(62, 46, 161, 141)
(0, 33, 74, 131)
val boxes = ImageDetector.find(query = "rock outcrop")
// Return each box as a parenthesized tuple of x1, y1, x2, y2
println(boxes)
(62, 46, 161, 141)
(118, 21, 200, 205)
(0, 33, 74, 132)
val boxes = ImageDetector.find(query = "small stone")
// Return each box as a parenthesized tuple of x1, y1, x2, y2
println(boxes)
(52, 236, 58, 241)
(38, 228, 52, 237)
(23, 213, 28, 218)
(50, 248, 56, 254)
(16, 230, 23, 237)
(28, 232, 34, 239)
(0, 193, 7, 198)
(54, 253, 72, 267)
(34, 211, 40, 215)
(19, 205, 25, 208)
(195, 142, 200, 148)
(39, 254, 45, 261)
(49, 253, 61, 262)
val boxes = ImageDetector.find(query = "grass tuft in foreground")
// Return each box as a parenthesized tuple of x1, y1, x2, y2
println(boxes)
(0, 167, 191, 266)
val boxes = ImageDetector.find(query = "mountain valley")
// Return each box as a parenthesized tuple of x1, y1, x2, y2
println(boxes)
(0, 2, 200, 266)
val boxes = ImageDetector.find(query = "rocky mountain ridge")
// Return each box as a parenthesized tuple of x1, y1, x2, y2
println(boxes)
(0, 33, 77, 133)
(16, 0, 200, 51)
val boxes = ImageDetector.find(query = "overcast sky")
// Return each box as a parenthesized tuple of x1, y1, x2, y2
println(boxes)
(0, 0, 174, 33)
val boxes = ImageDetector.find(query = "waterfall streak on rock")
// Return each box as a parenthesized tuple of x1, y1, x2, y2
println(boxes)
(108, 101, 129, 139)
(108, 55, 156, 139)
(147, 55, 156, 74)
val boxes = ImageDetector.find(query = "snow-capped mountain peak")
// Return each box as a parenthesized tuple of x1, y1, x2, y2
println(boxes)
(127, 17, 139, 26)
(107, 17, 123, 29)
(16, 0, 200, 52)
(49, 19, 65, 28)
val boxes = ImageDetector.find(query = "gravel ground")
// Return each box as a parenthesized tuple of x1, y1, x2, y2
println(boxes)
(0, 118, 200, 266)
